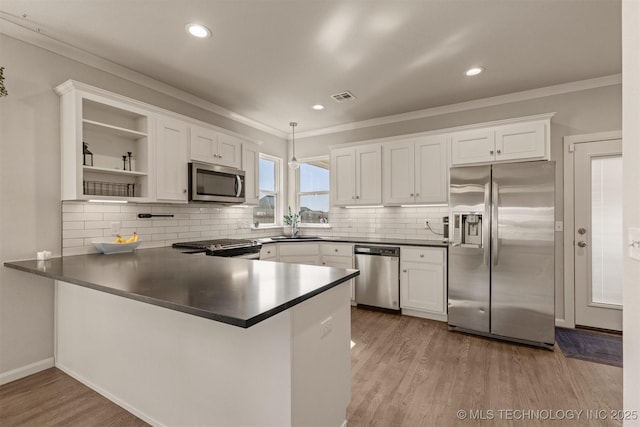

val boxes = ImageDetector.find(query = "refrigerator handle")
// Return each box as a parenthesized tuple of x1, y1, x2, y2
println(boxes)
(483, 182, 490, 265)
(492, 180, 499, 266)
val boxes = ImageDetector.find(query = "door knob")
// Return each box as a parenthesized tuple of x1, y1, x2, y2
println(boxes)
(577, 241, 587, 248)
(578, 228, 587, 235)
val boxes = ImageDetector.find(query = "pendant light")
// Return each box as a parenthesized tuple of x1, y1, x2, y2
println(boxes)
(288, 121, 299, 170)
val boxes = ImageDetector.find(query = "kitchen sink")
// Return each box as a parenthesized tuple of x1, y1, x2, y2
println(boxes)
(270, 236, 321, 241)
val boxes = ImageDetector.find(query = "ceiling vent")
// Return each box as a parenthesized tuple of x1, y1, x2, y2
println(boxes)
(330, 91, 357, 103)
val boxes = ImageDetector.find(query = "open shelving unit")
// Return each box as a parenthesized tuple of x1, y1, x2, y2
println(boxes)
(56, 80, 152, 201)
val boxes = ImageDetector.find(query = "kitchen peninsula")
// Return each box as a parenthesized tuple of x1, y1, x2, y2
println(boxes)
(5, 247, 358, 427)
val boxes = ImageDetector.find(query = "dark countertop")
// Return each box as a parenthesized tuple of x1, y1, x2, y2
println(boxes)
(4, 247, 359, 328)
(259, 236, 449, 247)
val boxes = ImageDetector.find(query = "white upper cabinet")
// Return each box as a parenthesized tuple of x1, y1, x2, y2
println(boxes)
(494, 121, 546, 162)
(56, 80, 153, 202)
(450, 117, 550, 166)
(383, 135, 448, 205)
(56, 80, 255, 204)
(450, 129, 496, 165)
(331, 144, 382, 206)
(242, 143, 260, 206)
(155, 115, 189, 202)
(189, 125, 241, 169)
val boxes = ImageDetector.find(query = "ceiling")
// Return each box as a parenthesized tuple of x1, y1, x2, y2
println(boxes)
(0, 0, 621, 136)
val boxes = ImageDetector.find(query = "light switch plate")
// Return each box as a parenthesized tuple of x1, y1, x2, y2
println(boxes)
(629, 228, 640, 261)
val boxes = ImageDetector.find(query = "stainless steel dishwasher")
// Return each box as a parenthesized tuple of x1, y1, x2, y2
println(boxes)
(354, 245, 400, 311)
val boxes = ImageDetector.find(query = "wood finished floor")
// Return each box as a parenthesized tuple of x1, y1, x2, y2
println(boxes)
(348, 308, 622, 427)
(0, 307, 622, 426)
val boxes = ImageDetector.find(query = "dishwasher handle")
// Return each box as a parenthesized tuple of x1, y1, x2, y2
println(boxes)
(354, 245, 400, 257)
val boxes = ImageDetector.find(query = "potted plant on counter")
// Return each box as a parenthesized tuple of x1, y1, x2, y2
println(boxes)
(283, 206, 302, 238)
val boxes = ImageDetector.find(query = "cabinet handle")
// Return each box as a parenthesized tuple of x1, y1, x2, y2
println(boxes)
(334, 248, 338, 252)
(322, 262, 326, 265)
(218, 155, 223, 158)
(267, 250, 271, 254)
(415, 193, 419, 197)
(183, 189, 187, 194)
(490, 150, 494, 155)
(402, 269, 407, 273)
(352, 196, 356, 200)
(356, 195, 360, 199)
(410, 193, 414, 197)
(496, 150, 502, 155)
(420, 254, 424, 258)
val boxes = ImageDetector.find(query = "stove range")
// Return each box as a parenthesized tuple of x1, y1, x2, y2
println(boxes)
(172, 238, 261, 258)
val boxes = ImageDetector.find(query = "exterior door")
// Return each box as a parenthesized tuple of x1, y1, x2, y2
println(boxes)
(574, 139, 623, 331)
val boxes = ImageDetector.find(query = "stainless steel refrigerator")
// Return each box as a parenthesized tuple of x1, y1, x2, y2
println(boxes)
(448, 161, 555, 349)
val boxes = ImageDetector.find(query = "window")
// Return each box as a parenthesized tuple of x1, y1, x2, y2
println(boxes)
(297, 158, 330, 224)
(253, 154, 280, 226)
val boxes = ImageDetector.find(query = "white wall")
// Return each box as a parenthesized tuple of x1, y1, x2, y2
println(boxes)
(295, 84, 622, 325)
(622, 0, 640, 422)
(0, 33, 286, 381)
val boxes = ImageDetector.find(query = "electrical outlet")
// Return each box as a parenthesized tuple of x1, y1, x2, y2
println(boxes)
(110, 221, 121, 235)
(320, 316, 333, 338)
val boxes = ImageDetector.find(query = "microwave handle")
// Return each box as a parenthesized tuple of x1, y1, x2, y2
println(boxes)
(235, 175, 243, 197)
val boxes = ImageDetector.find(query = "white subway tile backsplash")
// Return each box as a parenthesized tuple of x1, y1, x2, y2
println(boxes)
(62, 202, 448, 255)
(63, 212, 103, 221)
(62, 203, 84, 213)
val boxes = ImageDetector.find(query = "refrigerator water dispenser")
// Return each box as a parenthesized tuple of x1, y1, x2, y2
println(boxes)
(452, 213, 483, 248)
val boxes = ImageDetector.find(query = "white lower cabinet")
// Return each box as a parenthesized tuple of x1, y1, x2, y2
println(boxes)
(400, 246, 447, 322)
(278, 243, 321, 266)
(321, 243, 355, 303)
(262, 242, 356, 302)
(260, 244, 277, 260)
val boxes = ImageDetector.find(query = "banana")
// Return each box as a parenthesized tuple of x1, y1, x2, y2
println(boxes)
(114, 234, 127, 244)
(126, 232, 139, 243)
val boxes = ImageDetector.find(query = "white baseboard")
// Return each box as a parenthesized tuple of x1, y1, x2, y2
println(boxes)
(55, 363, 163, 427)
(401, 308, 447, 323)
(0, 357, 55, 385)
(555, 318, 575, 329)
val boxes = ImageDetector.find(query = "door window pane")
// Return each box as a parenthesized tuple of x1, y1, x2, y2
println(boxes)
(591, 155, 623, 306)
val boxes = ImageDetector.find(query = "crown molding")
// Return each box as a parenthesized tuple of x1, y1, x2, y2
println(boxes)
(1, 14, 621, 142)
(297, 74, 621, 139)
(0, 15, 288, 139)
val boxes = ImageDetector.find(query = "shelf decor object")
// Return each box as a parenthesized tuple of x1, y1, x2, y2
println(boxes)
(82, 142, 93, 166)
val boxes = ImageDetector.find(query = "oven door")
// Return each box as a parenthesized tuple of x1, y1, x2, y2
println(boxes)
(189, 162, 245, 203)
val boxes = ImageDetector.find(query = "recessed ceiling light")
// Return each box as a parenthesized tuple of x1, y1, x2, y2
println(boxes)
(186, 23, 211, 38)
(465, 67, 484, 76)
(312, 104, 325, 110)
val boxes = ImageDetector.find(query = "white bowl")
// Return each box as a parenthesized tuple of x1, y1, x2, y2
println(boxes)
(93, 239, 141, 254)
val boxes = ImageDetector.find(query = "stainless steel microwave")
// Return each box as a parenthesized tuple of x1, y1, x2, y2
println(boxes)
(188, 162, 245, 204)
